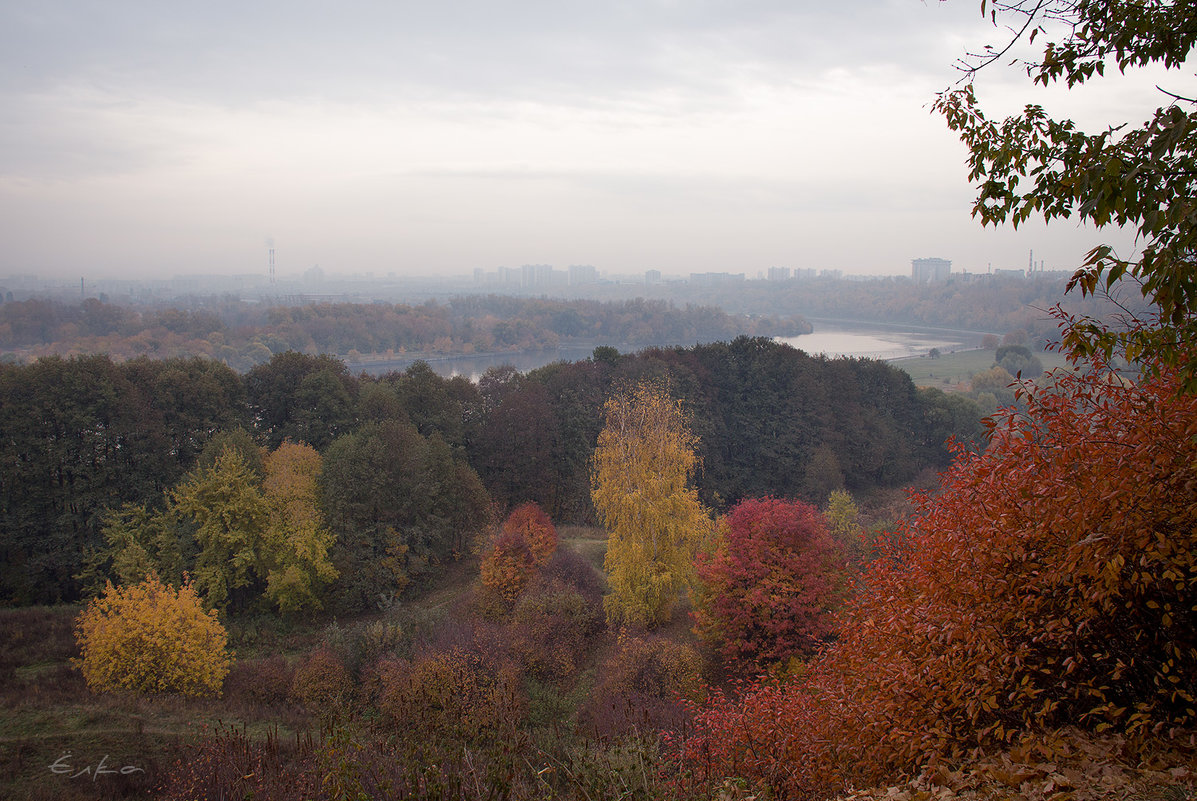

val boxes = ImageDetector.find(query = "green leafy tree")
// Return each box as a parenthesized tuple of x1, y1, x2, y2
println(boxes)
(935, 0, 1197, 387)
(321, 421, 492, 613)
(244, 352, 357, 449)
(171, 446, 272, 613)
(93, 502, 188, 590)
(591, 381, 712, 628)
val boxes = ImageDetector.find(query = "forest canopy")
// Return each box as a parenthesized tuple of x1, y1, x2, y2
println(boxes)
(0, 338, 973, 606)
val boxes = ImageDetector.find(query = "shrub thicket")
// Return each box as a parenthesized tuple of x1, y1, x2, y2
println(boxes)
(377, 647, 525, 743)
(681, 356, 1197, 797)
(580, 633, 705, 737)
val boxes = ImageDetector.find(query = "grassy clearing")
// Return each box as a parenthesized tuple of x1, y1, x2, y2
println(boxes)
(560, 525, 608, 574)
(893, 348, 1074, 388)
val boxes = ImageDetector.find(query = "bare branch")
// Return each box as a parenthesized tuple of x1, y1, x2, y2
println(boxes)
(1156, 84, 1197, 105)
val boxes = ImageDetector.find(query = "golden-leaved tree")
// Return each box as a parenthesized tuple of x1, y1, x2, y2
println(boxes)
(591, 381, 711, 628)
(75, 575, 231, 697)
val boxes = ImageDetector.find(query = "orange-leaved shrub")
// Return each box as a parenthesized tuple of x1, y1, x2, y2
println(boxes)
(479, 502, 558, 605)
(504, 501, 558, 564)
(290, 647, 352, 715)
(377, 646, 524, 742)
(74, 576, 231, 697)
(679, 354, 1197, 798)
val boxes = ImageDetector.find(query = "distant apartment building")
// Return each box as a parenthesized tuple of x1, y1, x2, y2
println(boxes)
(912, 257, 952, 283)
(473, 266, 524, 287)
(768, 266, 791, 281)
(690, 272, 746, 286)
(568, 264, 598, 285)
(645, 269, 662, 284)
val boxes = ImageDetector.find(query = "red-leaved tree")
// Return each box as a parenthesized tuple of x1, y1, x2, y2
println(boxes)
(692, 497, 843, 673)
(679, 353, 1197, 798)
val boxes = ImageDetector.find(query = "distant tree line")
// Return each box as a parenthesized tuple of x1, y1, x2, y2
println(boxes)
(556, 273, 1152, 350)
(0, 337, 982, 607)
(0, 296, 810, 369)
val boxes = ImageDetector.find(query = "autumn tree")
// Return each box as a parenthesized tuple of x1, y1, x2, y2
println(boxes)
(171, 446, 272, 613)
(75, 576, 231, 697)
(824, 489, 868, 564)
(591, 381, 711, 628)
(935, 0, 1197, 388)
(479, 502, 557, 605)
(261, 442, 338, 613)
(693, 497, 843, 673)
(502, 501, 557, 564)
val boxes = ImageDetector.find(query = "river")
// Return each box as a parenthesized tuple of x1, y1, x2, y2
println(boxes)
(355, 320, 981, 380)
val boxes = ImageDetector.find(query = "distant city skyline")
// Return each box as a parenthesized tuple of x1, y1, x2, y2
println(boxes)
(2, 1, 1161, 282)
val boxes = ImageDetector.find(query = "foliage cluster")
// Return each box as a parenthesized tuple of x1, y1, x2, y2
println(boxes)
(377, 647, 525, 743)
(100, 441, 339, 615)
(693, 497, 843, 673)
(934, 0, 1197, 389)
(679, 354, 1197, 798)
(290, 647, 354, 717)
(506, 577, 603, 681)
(579, 633, 706, 739)
(223, 654, 295, 709)
(321, 419, 492, 613)
(74, 576, 231, 697)
(0, 354, 244, 604)
(0, 294, 807, 367)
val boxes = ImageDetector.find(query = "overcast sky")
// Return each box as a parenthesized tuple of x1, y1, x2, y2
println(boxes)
(0, 0, 1181, 281)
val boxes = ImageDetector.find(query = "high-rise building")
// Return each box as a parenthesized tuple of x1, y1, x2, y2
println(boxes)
(912, 257, 951, 283)
(568, 264, 598, 285)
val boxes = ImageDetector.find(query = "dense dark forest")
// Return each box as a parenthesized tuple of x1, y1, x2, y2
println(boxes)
(0, 337, 980, 608)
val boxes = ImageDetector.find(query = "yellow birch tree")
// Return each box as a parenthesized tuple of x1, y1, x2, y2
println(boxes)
(591, 381, 711, 628)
